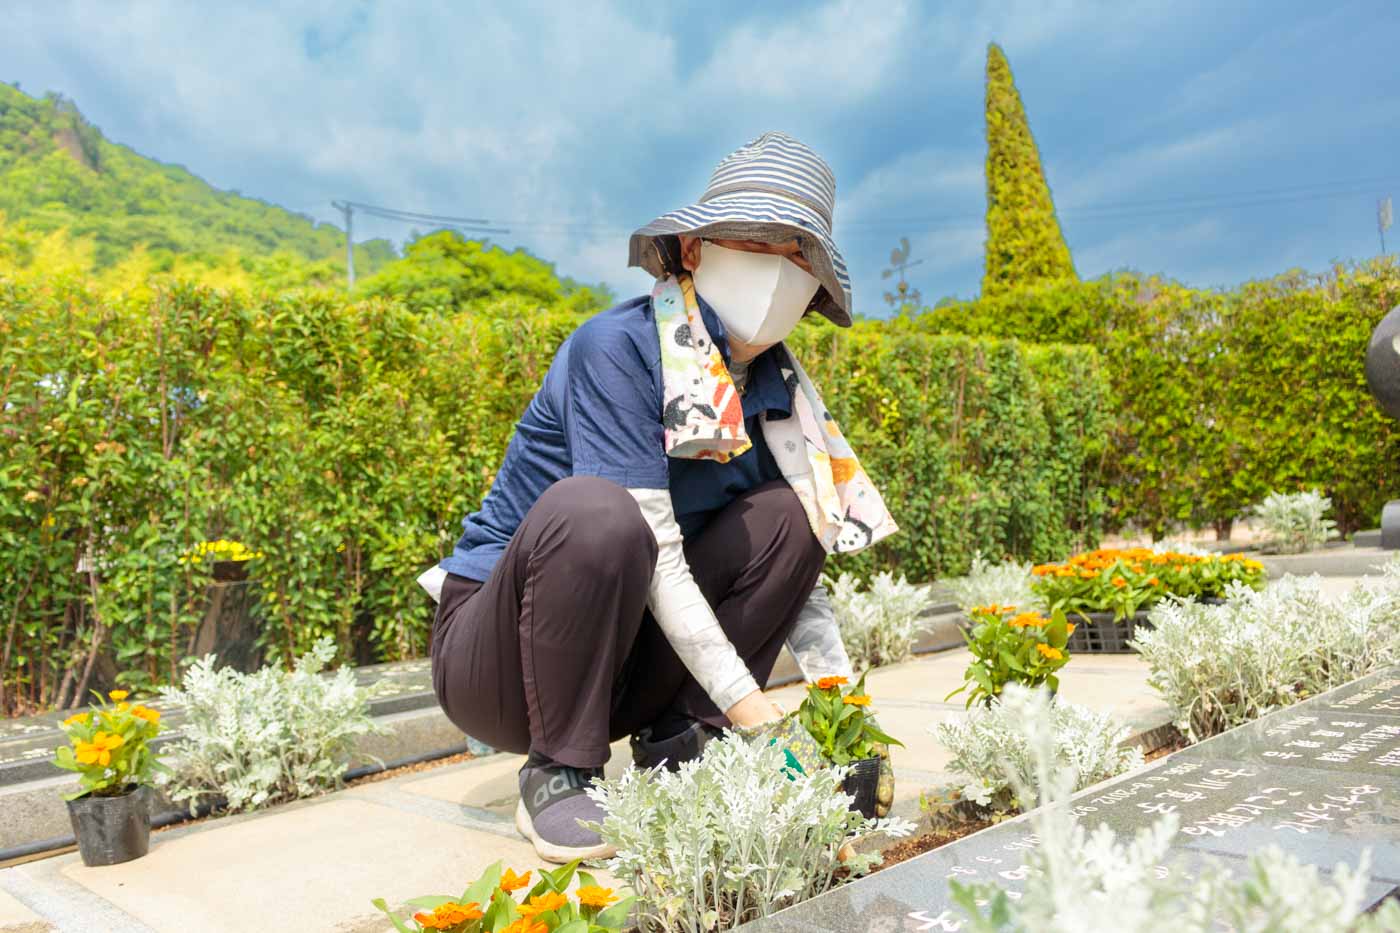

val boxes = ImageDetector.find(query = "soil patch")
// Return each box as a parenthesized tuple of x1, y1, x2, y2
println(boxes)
(875, 819, 992, 872)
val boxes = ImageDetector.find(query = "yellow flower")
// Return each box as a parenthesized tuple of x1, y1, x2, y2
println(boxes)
(74, 731, 125, 767)
(1036, 644, 1064, 661)
(517, 891, 568, 919)
(131, 705, 160, 724)
(499, 867, 531, 892)
(63, 712, 89, 727)
(1065, 623, 1077, 636)
(1007, 612, 1048, 629)
(842, 694, 872, 707)
(576, 885, 618, 909)
(108, 689, 129, 701)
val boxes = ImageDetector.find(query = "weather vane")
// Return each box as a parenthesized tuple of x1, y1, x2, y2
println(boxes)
(881, 237, 924, 308)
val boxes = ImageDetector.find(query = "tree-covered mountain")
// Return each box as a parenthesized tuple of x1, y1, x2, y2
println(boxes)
(0, 82, 395, 275)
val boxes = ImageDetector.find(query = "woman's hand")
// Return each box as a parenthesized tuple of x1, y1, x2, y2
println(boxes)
(724, 689, 785, 729)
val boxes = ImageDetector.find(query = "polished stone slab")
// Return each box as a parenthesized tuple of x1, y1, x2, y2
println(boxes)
(745, 666, 1400, 931)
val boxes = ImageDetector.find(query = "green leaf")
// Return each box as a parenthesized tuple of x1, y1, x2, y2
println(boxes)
(370, 898, 418, 933)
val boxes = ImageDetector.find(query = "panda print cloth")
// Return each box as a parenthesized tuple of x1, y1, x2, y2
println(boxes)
(652, 274, 898, 555)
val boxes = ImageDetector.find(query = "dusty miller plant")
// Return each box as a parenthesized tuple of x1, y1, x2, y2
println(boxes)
(950, 686, 1400, 932)
(933, 698, 1142, 813)
(585, 731, 913, 932)
(1251, 489, 1336, 554)
(1133, 570, 1400, 741)
(823, 570, 928, 670)
(945, 552, 1042, 614)
(157, 637, 386, 813)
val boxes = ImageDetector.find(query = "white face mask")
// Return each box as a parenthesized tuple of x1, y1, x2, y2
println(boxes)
(691, 241, 821, 347)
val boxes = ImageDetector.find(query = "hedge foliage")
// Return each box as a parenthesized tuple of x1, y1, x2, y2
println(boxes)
(981, 43, 1076, 297)
(911, 257, 1400, 536)
(0, 279, 1107, 712)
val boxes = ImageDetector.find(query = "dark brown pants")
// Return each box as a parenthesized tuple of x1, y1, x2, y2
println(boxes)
(430, 475, 826, 769)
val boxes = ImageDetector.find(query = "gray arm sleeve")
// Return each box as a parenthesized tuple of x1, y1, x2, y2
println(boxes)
(784, 583, 856, 681)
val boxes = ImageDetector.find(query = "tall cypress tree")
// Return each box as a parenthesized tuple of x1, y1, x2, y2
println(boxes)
(981, 43, 1076, 297)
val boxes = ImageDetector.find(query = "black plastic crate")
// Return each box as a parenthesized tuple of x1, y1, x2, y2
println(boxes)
(1065, 610, 1151, 654)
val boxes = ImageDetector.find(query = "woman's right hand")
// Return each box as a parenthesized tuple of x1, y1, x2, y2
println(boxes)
(724, 689, 785, 729)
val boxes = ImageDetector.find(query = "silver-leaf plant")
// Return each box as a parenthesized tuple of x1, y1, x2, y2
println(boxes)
(1133, 569, 1400, 741)
(1250, 488, 1336, 554)
(945, 552, 1043, 615)
(934, 698, 1143, 813)
(950, 686, 1400, 932)
(824, 570, 929, 670)
(157, 637, 386, 813)
(586, 731, 914, 932)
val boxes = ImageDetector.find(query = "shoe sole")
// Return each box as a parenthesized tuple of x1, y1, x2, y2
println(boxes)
(514, 798, 617, 865)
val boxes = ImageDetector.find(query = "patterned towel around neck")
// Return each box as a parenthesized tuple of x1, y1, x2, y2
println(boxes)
(652, 275, 898, 555)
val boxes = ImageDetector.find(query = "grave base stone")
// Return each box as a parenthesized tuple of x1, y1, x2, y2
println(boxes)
(743, 667, 1400, 931)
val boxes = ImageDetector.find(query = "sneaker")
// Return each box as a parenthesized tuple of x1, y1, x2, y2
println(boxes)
(630, 720, 723, 771)
(515, 762, 615, 864)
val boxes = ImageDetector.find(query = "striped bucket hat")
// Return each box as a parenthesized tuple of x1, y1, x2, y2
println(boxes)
(628, 132, 853, 327)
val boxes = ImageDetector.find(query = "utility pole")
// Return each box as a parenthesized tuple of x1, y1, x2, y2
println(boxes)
(1380, 197, 1393, 256)
(331, 200, 355, 289)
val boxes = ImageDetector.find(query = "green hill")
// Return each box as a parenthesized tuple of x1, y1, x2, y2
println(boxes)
(0, 82, 394, 273)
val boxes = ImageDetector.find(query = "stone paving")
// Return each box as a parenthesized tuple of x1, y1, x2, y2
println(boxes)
(0, 644, 1169, 933)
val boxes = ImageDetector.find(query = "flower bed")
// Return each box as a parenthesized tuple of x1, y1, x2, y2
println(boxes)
(1031, 548, 1264, 622)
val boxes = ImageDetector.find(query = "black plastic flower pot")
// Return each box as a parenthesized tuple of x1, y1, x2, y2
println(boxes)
(211, 559, 248, 582)
(65, 784, 152, 867)
(842, 757, 882, 819)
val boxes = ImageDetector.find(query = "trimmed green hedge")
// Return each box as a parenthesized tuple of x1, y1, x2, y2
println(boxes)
(0, 281, 1107, 711)
(910, 258, 1400, 537)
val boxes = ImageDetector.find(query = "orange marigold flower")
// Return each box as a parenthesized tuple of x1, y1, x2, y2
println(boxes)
(842, 694, 872, 706)
(62, 712, 89, 727)
(1065, 622, 1077, 636)
(131, 705, 160, 723)
(576, 884, 618, 908)
(499, 867, 531, 892)
(1007, 612, 1048, 629)
(502, 921, 548, 933)
(1079, 569, 1096, 579)
(1036, 644, 1064, 661)
(1111, 576, 1127, 588)
(74, 731, 124, 767)
(1147, 576, 1160, 587)
(517, 891, 568, 919)
(415, 902, 483, 928)
(815, 676, 848, 690)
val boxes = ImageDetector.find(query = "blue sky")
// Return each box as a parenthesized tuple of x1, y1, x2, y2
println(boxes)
(4, 0, 1398, 315)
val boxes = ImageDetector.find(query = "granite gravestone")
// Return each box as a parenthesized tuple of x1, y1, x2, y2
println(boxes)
(744, 668, 1400, 931)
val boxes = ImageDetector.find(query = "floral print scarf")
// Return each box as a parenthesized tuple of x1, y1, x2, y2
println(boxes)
(652, 274, 898, 555)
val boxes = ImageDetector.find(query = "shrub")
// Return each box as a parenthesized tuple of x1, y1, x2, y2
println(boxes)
(911, 259, 1400, 539)
(823, 571, 928, 670)
(933, 698, 1142, 814)
(156, 637, 385, 813)
(585, 732, 912, 931)
(945, 552, 1042, 615)
(948, 606, 1070, 708)
(949, 687, 1400, 932)
(1133, 569, 1400, 741)
(1251, 489, 1336, 554)
(1032, 548, 1265, 620)
(0, 278, 1110, 713)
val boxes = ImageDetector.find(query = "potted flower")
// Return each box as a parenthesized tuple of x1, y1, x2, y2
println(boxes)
(374, 859, 634, 932)
(53, 688, 166, 866)
(1030, 548, 1266, 652)
(796, 674, 903, 819)
(947, 607, 1071, 708)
